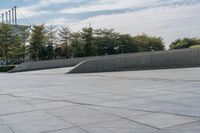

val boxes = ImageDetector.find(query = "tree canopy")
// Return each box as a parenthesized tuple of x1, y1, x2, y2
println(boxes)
(133, 34, 165, 52)
(170, 38, 200, 50)
(2, 23, 200, 63)
(0, 24, 22, 64)
(29, 24, 47, 61)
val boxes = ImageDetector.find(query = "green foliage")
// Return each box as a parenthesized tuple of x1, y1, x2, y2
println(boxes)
(94, 29, 119, 55)
(81, 27, 94, 56)
(29, 25, 47, 61)
(0, 65, 15, 72)
(57, 26, 71, 58)
(9, 35, 23, 58)
(56, 28, 165, 58)
(46, 45, 54, 60)
(133, 34, 165, 52)
(170, 38, 200, 49)
(6, 23, 200, 62)
(117, 34, 139, 54)
(70, 32, 85, 57)
(46, 25, 57, 60)
(0, 24, 23, 64)
(0, 24, 167, 61)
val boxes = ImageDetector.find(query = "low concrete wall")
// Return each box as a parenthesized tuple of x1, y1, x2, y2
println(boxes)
(10, 54, 140, 73)
(10, 58, 85, 73)
(68, 48, 200, 73)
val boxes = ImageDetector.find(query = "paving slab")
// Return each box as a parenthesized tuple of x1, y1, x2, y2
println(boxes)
(46, 106, 118, 126)
(0, 125, 13, 133)
(88, 106, 149, 118)
(44, 127, 89, 133)
(0, 67, 200, 132)
(0, 111, 74, 133)
(128, 113, 199, 129)
(159, 121, 200, 133)
(81, 119, 158, 133)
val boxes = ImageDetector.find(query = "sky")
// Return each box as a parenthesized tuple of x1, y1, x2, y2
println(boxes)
(0, 0, 200, 47)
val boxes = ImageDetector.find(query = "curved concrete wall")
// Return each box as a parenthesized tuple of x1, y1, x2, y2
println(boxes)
(68, 48, 200, 73)
(10, 58, 85, 73)
(10, 53, 142, 73)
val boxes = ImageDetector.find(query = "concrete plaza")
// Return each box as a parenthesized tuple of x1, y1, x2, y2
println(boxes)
(0, 67, 200, 133)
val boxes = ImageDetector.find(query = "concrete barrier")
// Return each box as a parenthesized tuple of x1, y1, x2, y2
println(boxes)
(10, 54, 142, 73)
(10, 58, 85, 73)
(68, 48, 200, 73)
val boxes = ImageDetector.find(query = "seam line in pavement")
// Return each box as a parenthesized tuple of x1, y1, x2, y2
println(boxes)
(44, 111, 91, 133)
(86, 74, 200, 83)
(86, 106, 160, 130)
(161, 120, 200, 130)
(1, 93, 199, 119)
(6, 124, 15, 133)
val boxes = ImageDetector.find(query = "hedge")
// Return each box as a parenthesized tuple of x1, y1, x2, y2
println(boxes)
(0, 65, 15, 72)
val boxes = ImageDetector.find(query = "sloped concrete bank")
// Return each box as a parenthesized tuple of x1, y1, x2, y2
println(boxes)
(10, 54, 140, 73)
(68, 48, 200, 73)
(10, 58, 84, 73)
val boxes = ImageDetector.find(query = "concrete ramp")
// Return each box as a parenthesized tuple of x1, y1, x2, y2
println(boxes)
(14, 67, 74, 75)
(10, 58, 87, 73)
(10, 54, 142, 73)
(68, 48, 200, 73)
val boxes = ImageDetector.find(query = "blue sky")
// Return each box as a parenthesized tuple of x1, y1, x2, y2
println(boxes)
(1, 0, 200, 47)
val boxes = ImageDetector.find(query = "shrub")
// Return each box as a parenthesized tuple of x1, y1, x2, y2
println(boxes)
(0, 65, 15, 72)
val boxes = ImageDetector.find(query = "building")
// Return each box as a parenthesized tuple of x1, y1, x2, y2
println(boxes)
(1, 6, 31, 37)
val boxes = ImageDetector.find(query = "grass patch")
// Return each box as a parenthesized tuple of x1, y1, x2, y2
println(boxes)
(0, 65, 15, 72)
(190, 45, 200, 49)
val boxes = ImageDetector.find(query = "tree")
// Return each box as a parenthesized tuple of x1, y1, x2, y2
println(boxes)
(58, 26, 71, 58)
(170, 38, 200, 49)
(94, 28, 119, 55)
(46, 25, 57, 60)
(29, 24, 47, 61)
(81, 27, 94, 56)
(0, 24, 22, 64)
(0, 24, 12, 64)
(117, 34, 139, 54)
(70, 32, 85, 57)
(0, 44, 2, 57)
(133, 34, 165, 52)
(9, 34, 23, 61)
(20, 27, 30, 61)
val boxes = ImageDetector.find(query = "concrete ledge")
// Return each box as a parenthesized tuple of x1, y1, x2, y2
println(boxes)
(10, 53, 143, 73)
(68, 48, 200, 73)
(10, 58, 88, 73)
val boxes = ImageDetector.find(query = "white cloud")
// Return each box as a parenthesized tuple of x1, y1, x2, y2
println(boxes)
(18, 5, 48, 19)
(60, 0, 160, 14)
(69, 3, 200, 48)
(17, 0, 83, 18)
(38, 0, 72, 6)
(1, 0, 200, 48)
(47, 17, 76, 26)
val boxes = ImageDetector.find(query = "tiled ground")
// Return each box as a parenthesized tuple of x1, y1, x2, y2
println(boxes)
(0, 67, 200, 133)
